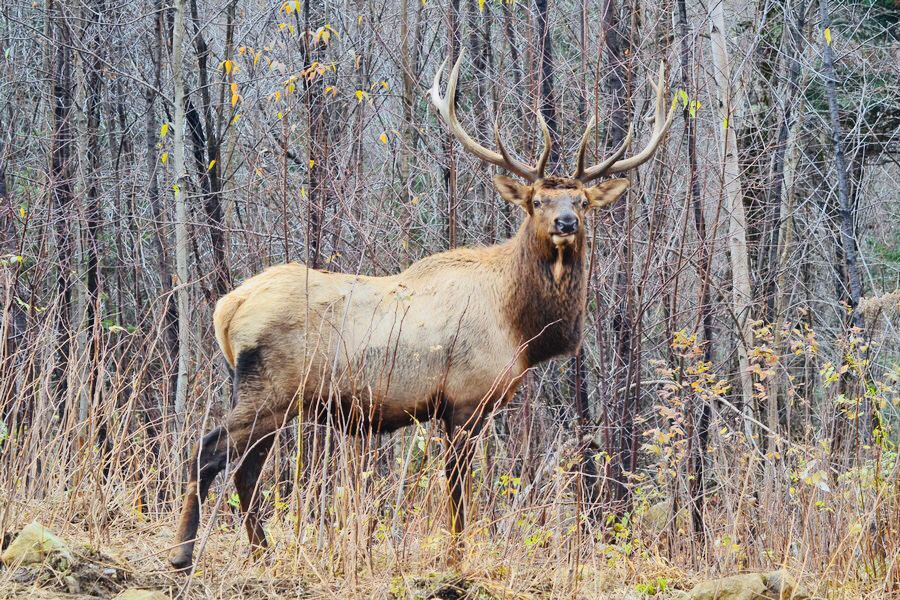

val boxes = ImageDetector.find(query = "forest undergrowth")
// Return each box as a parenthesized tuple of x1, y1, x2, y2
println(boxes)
(1, 310, 897, 599)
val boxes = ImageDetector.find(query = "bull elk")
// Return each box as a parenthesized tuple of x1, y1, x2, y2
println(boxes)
(169, 49, 675, 570)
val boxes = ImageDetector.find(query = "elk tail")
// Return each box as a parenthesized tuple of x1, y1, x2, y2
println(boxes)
(213, 291, 244, 369)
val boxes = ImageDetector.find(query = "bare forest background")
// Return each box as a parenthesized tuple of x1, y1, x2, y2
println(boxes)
(0, 0, 898, 597)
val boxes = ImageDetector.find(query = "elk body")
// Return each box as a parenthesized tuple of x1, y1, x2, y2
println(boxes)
(169, 50, 674, 570)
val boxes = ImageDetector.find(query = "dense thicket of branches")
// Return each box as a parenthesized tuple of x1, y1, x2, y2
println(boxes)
(0, 0, 897, 595)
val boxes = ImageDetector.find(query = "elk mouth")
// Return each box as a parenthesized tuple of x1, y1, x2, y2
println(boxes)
(551, 232, 577, 246)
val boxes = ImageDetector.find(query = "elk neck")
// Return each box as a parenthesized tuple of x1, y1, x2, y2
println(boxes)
(501, 216, 588, 367)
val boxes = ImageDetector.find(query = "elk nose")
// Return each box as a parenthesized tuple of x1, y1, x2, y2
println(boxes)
(555, 214, 578, 234)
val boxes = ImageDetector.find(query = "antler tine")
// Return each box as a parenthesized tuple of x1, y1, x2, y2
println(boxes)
(575, 61, 676, 183)
(429, 47, 547, 182)
(534, 112, 552, 179)
(575, 124, 634, 181)
(571, 116, 634, 180)
(602, 62, 677, 176)
(571, 115, 595, 180)
(494, 120, 517, 172)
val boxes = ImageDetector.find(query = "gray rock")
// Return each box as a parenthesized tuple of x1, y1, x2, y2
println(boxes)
(115, 590, 171, 600)
(687, 569, 808, 599)
(0, 521, 76, 571)
(64, 575, 81, 594)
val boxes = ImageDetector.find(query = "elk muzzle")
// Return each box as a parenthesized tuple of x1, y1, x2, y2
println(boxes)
(551, 212, 579, 245)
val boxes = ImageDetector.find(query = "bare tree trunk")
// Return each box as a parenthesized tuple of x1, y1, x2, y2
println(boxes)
(534, 0, 558, 167)
(762, 2, 809, 463)
(80, 0, 104, 446)
(49, 0, 75, 417)
(443, 0, 461, 249)
(0, 138, 25, 410)
(501, 6, 522, 239)
(188, 0, 229, 298)
(399, 0, 423, 261)
(303, 1, 329, 267)
(819, 0, 868, 461)
(172, 0, 190, 426)
(602, 0, 636, 517)
(818, 0, 863, 329)
(708, 0, 754, 437)
(677, 0, 711, 546)
(465, 0, 491, 237)
(148, 1, 179, 406)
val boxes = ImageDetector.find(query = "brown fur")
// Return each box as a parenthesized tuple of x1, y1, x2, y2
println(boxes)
(168, 177, 629, 569)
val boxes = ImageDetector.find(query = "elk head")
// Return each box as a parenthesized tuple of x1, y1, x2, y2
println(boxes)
(429, 49, 676, 254)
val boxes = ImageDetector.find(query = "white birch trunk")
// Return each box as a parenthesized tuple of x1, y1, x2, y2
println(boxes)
(172, 0, 189, 427)
(708, 0, 755, 437)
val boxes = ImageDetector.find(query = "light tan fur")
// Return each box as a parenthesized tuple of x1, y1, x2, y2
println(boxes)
(217, 242, 528, 423)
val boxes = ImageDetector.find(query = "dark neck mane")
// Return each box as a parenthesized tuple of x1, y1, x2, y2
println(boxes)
(502, 218, 589, 367)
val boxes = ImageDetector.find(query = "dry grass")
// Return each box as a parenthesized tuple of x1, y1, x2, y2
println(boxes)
(0, 308, 898, 598)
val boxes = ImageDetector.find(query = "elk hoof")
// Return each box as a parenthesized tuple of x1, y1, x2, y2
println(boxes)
(168, 548, 193, 571)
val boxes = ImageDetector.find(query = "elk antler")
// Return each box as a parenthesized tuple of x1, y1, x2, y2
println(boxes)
(572, 62, 676, 183)
(430, 48, 551, 183)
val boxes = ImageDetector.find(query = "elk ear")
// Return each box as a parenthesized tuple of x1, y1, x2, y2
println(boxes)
(493, 175, 532, 208)
(584, 178, 630, 210)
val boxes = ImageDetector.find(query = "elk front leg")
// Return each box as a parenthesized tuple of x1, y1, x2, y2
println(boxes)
(444, 409, 482, 545)
(445, 437, 475, 537)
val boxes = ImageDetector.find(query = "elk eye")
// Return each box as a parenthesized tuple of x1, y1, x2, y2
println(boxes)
(532, 199, 542, 209)
(581, 199, 589, 209)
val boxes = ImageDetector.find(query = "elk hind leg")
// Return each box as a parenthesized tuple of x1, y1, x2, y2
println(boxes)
(226, 345, 289, 554)
(234, 431, 275, 551)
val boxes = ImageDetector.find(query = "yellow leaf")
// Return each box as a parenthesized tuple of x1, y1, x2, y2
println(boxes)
(324, 86, 336, 96)
(160, 122, 169, 138)
(231, 82, 238, 95)
(478, 0, 485, 11)
(411, 196, 419, 206)
(309, 159, 315, 168)
(172, 183, 180, 193)
(207, 159, 216, 171)
(19, 206, 25, 218)
(824, 27, 832, 45)
(231, 113, 241, 124)
(160, 152, 168, 164)
(355, 90, 366, 102)
(238, 46, 246, 54)
(231, 93, 240, 106)
(379, 133, 388, 144)
(223, 60, 234, 74)
(689, 100, 702, 118)
(723, 117, 728, 129)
